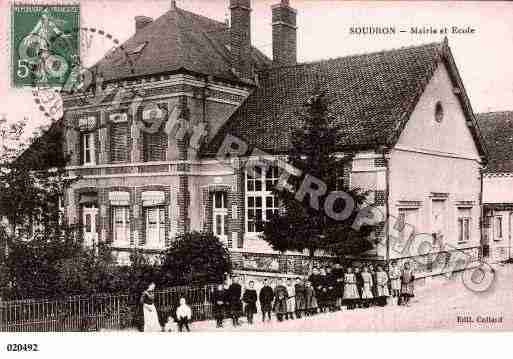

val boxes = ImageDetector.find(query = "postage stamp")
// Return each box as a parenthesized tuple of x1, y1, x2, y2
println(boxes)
(11, 4, 80, 88)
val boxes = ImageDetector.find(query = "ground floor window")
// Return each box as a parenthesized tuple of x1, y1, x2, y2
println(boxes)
(397, 208, 418, 242)
(213, 191, 228, 243)
(457, 209, 471, 243)
(431, 199, 447, 244)
(112, 206, 130, 245)
(81, 203, 98, 247)
(144, 206, 165, 248)
(494, 216, 503, 241)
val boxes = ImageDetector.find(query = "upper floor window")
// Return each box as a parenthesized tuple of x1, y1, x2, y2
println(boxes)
(110, 113, 129, 163)
(81, 132, 95, 165)
(142, 107, 167, 162)
(246, 166, 280, 234)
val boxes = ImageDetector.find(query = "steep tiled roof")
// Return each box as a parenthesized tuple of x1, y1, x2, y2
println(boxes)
(203, 40, 486, 157)
(93, 7, 271, 83)
(477, 111, 513, 173)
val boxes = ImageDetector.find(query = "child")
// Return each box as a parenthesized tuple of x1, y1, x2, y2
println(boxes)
(242, 281, 258, 325)
(259, 278, 274, 322)
(354, 266, 364, 308)
(389, 261, 401, 304)
(294, 277, 305, 319)
(360, 266, 374, 308)
(213, 283, 226, 328)
(274, 278, 288, 321)
(176, 297, 192, 332)
(228, 276, 242, 326)
(343, 267, 359, 310)
(375, 266, 390, 306)
(304, 281, 315, 316)
(285, 278, 296, 320)
(400, 262, 415, 306)
(317, 268, 327, 313)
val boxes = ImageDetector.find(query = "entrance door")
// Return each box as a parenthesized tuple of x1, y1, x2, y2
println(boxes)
(213, 192, 228, 244)
(82, 204, 98, 247)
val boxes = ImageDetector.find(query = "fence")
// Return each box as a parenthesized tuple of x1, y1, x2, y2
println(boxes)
(0, 284, 217, 332)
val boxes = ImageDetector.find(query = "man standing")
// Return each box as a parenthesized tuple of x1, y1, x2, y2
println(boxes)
(228, 276, 242, 326)
(259, 278, 274, 322)
(242, 280, 258, 325)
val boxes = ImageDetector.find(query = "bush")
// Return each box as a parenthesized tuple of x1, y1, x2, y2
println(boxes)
(160, 231, 231, 286)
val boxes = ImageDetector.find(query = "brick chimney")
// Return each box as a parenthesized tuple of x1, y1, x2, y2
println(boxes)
(135, 16, 153, 32)
(230, 0, 252, 80)
(272, 0, 297, 66)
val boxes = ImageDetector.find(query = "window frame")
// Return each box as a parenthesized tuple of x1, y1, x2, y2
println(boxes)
(112, 206, 130, 246)
(212, 191, 228, 242)
(109, 113, 129, 163)
(494, 216, 503, 241)
(245, 166, 280, 235)
(82, 131, 96, 166)
(456, 207, 472, 244)
(144, 206, 166, 248)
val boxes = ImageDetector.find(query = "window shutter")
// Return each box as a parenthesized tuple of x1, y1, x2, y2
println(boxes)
(143, 129, 168, 162)
(110, 122, 129, 162)
(79, 133, 84, 165)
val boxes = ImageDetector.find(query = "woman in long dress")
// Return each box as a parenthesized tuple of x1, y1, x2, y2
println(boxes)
(375, 266, 390, 306)
(360, 266, 374, 307)
(141, 282, 161, 332)
(342, 267, 359, 310)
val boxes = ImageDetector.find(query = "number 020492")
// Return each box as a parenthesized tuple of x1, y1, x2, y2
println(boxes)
(6, 344, 39, 352)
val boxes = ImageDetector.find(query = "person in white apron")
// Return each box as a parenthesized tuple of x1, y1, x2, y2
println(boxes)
(141, 282, 161, 332)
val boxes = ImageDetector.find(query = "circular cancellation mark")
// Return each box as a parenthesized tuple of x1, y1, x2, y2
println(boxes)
(26, 26, 138, 121)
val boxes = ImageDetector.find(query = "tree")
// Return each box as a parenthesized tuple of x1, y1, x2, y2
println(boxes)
(261, 89, 379, 264)
(0, 117, 118, 300)
(160, 232, 231, 286)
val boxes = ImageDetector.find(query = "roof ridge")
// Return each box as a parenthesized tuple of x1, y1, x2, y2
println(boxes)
(259, 40, 444, 72)
(477, 110, 513, 117)
(175, 6, 227, 30)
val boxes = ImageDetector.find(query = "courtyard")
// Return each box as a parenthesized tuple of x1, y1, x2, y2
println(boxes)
(187, 263, 513, 332)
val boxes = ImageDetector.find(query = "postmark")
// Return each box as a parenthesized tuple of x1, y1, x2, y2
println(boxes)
(11, 4, 80, 88)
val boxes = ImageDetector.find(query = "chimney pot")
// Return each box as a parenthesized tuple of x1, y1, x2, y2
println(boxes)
(135, 16, 153, 32)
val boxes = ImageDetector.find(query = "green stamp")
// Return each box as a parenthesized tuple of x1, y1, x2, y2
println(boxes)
(11, 4, 80, 88)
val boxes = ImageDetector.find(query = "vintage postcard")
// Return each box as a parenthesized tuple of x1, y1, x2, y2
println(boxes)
(1, 0, 513, 343)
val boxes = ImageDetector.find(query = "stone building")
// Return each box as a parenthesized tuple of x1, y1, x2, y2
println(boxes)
(26, 0, 488, 279)
(478, 111, 513, 263)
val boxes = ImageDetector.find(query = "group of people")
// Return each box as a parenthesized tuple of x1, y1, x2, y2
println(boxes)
(212, 261, 416, 327)
(140, 261, 416, 331)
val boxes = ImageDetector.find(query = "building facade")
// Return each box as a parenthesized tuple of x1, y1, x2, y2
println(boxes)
(478, 111, 513, 263)
(50, 0, 488, 279)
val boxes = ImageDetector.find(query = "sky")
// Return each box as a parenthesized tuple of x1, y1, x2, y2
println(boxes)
(0, 0, 512, 138)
